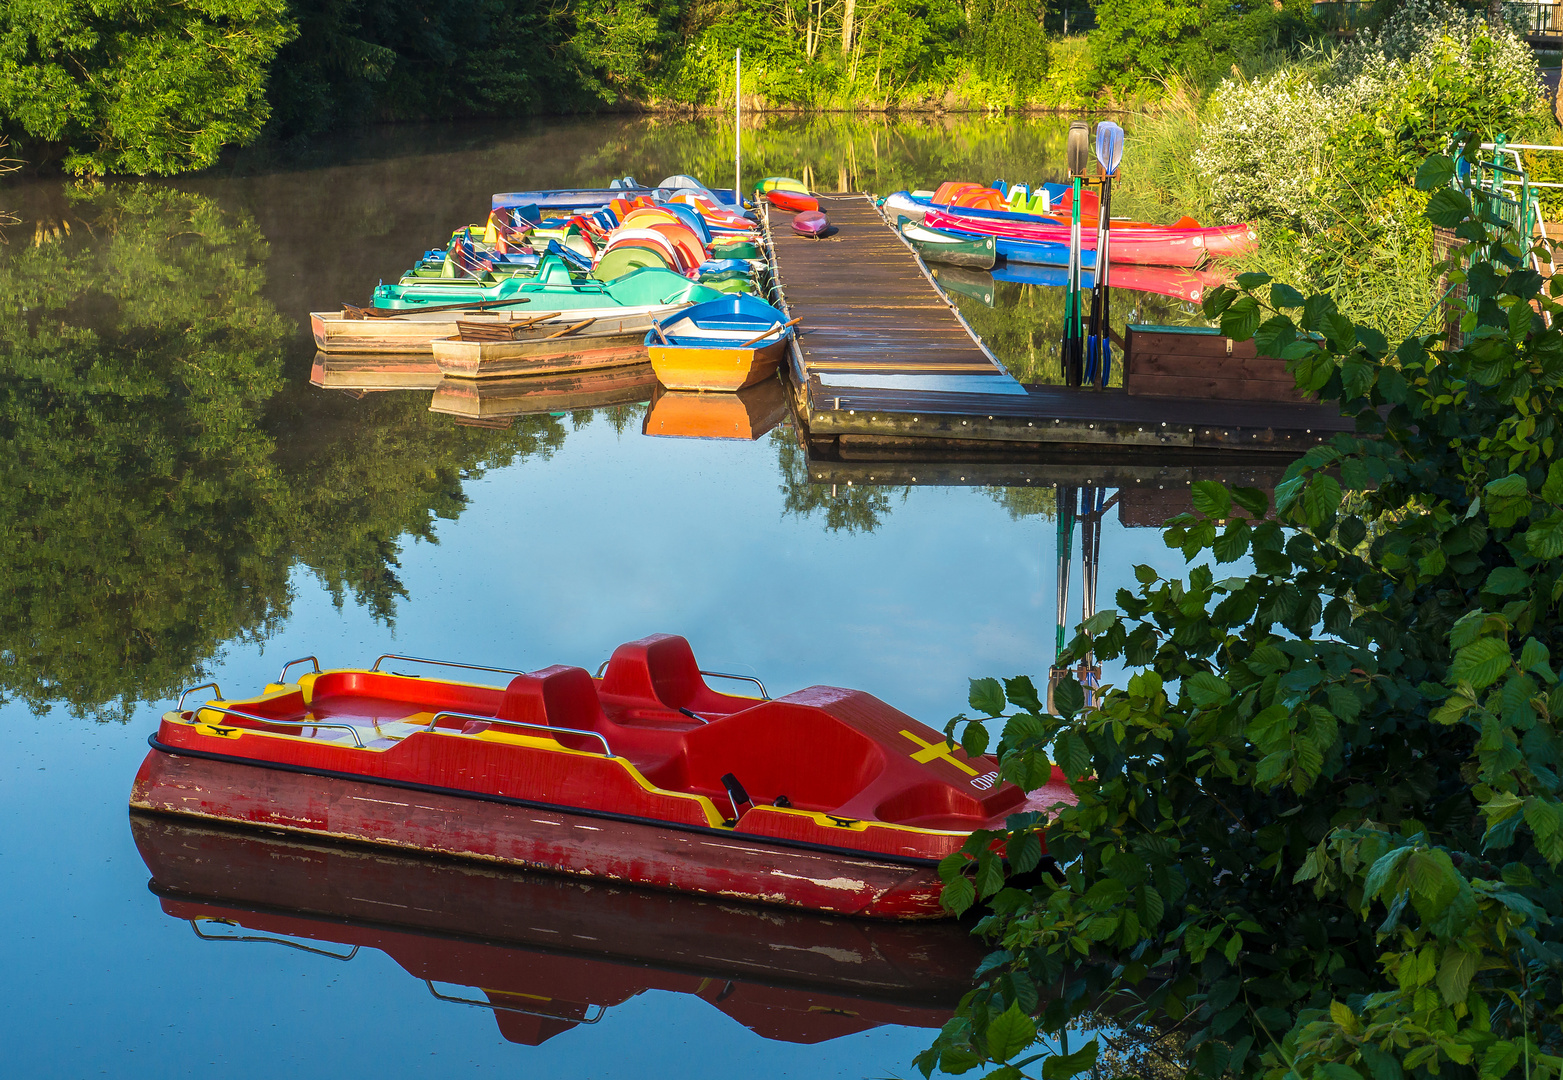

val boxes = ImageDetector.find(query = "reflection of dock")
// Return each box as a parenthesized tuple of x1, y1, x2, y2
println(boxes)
(768, 196, 1353, 453)
(133, 816, 982, 1046)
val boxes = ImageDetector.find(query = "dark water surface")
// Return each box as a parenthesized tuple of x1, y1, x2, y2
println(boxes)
(3, 115, 1223, 1078)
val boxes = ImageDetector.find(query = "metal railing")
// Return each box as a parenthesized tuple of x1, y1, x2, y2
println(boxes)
(370, 654, 528, 679)
(424, 709, 614, 758)
(591, 661, 769, 700)
(187, 703, 366, 748)
(276, 656, 320, 682)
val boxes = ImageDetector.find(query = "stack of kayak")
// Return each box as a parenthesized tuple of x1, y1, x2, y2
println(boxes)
(756, 177, 835, 238)
(884, 179, 1256, 269)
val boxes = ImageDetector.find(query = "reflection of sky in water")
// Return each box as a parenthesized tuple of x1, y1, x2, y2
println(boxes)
(1, 112, 1236, 1078)
(2, 411, 1193, 1078)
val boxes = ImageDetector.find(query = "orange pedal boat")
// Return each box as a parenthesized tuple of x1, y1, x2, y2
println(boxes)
(130, 634, 1073, 919)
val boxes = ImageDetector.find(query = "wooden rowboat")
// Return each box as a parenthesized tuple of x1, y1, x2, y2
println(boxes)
(897, 216, 997, 269)
(646, 295, 797, 392)
(428, 364, 657, 421)
(313, 303, 683, 356)
(130, 634, 1074, 918)
(432, 310, 657, 379)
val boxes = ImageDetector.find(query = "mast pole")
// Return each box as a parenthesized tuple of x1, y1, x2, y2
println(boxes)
(735, 49, 742, 207)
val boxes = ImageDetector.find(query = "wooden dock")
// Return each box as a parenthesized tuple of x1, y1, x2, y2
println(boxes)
(765, 195, 1354, 455)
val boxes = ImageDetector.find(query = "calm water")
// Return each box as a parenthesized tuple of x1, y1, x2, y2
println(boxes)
(2, 115, 1242, 1078)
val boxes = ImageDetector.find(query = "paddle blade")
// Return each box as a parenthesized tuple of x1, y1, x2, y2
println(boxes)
(1066, 121, 1090, 178)
(1095, 121, 1125, 178)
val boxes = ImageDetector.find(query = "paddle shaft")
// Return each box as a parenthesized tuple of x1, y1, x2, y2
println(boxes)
(737, 316, 802, 348)
(543, 317, 596, 339)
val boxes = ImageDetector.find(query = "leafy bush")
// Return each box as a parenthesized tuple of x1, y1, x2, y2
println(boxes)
(1090, 0, 1317, 88)
(0, 0, 296, 174)
(917, 148, 1563, 1080)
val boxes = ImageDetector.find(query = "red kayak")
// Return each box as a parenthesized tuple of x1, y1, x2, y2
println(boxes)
(925, 207, 1255, 262)
(767, 189, 819, 213)
(130, 633, 1075, 919)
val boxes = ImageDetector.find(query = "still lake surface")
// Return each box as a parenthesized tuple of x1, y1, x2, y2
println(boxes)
(2, 115, 1221, 1077)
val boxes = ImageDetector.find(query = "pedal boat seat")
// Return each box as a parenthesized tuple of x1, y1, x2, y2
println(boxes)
(495, 665, 688, 775)
(597, 633, 760, 726)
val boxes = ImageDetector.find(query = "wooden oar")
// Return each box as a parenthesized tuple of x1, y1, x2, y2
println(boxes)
(341, 296, 534, 319)
(737, 316, 802, 348)
(543, 317, 595, 339)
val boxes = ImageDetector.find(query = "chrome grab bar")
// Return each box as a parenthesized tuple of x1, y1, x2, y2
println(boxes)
(276, 656, 321, 683)
(189, 703, 366, 749)
(177, 682, 222, 711)
(426, 710, 613, 757)
(190, 920, 359, 961)
(370, 654, 527, 680)
(424, 980, 605, 1023)
(591, 662, 768, 699)
(700, 670, 769, 699)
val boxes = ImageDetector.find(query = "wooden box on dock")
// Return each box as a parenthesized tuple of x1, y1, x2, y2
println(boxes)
(1122, 325, 1308, 404)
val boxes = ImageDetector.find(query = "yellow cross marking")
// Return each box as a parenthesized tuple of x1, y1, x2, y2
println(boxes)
(899, 730, 979, 776)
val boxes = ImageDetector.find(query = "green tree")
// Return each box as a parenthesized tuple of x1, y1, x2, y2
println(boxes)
(919, 148, 1563, 1080)
(0, 0, 296, 174)
(1089, 0, 1316, 88)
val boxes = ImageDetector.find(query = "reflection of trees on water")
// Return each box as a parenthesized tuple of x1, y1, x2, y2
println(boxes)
(985, 485, 1058, 521)
(0, 186, 565, 719)
(772, 430, 905, 534)
(574, 114, 1077, 198)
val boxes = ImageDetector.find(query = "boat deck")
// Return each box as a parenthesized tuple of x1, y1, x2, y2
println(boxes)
(765, 195, 1354, 453)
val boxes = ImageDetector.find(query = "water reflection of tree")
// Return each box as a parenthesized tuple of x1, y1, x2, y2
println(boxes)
(954, 280, 1207, 385)
(772, 429, 905, 534)
(985, 484, 1058, 521)
(574, 113, 1077, 198)
(0, 185, 564, 718)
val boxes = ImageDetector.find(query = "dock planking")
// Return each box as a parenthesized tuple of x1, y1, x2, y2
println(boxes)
(765, 193, 1355, 453)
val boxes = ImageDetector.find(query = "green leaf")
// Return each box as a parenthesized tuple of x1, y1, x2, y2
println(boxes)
(1220, 295, 1262, 342)
(1452, 637, 1513, 690)
(1041, 1040, 1098, 1080)
(1270, 282, 1306, 309)
(1231, 486, 1270, 516)
(1483, 567, 1531, 596)
(1213, 519, 1251, 563)
(1437, 947, 1479, 1005)
(1426, 188, 1473, 227)
(1485, 473, 1529, 497)
(940, 873, 975, 915)
(1003, 676, 1043, 714)
(1526, 514, 1563, 558)
(985, 1003, 1037, 1063)
(1235, 271, 1272, 290)
(961, 721, 991, 759)
(1085, 877, 1128, 909)
(975, 851, 1006, 898)
(1054, 729, 1092, 779)
(1053, 677, 1085, 718)
(1008, 830, 1042, 874)
(969, 677, 1006, 717)
(1301, 475, 1343, 527)
(1542, 461, 1563, 503)
(1186, 671, 1232, 707)
(1190, 480, 1233, 519)
(1415, 154, 1457, 191)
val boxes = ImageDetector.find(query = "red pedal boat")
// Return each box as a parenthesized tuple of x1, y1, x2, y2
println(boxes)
(131, 634, 1074, 919)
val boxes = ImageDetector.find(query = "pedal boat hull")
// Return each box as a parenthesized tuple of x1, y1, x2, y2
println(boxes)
(130, 635, 1074, 919)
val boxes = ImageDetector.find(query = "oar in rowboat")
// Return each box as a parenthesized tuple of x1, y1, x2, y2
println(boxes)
(737, 316, 803, 348)
(340, 296, 534, 319)
(543, 317, 596, 339)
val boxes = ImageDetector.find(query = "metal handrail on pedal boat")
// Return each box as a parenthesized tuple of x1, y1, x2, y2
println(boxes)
(370, 654, 528, 680)
(424, 980, 605, 1023)
(185, 703, 366, 749)
(425, 709, 614, 758)
(177, 682, 222, 710)
(589, 662, 769, 699)
(276, 656, 321, 682)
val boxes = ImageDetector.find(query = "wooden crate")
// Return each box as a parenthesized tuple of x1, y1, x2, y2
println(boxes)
(1122, 324, 1308, 403)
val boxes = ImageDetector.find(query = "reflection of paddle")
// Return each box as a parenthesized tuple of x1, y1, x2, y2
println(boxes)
(737, 316, 802, 348)
(544, 317, 595, 339)
(341, 296, 533, 319)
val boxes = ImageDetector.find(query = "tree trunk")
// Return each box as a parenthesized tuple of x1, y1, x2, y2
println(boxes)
(842, 0, 856, 56)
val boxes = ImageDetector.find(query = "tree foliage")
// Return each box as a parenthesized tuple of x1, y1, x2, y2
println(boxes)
(1089, 0, 1316, 88)
(0, 0, 296, 174)
(921, 144, 1563, 1080)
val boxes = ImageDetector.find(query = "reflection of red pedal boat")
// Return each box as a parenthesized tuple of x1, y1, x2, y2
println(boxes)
(133, 816, 986, 1044)
(131, 633, 1073, 918)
